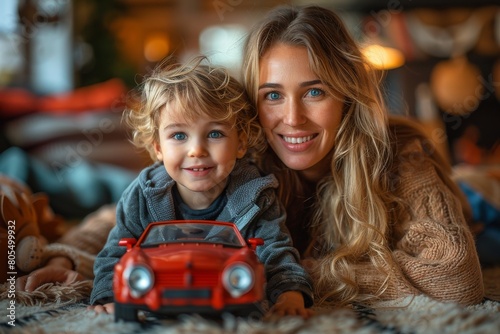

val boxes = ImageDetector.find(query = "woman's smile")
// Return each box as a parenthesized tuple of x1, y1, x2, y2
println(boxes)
(279, 133, 318, 152)
(281, 134, 316, 144)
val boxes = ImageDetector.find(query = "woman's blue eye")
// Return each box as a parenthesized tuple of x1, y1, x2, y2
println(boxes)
(309, 88, 323, 97)
(173, 133, 186, 140)
(267, 92, 280, 100)
(208, 131, 223, 139)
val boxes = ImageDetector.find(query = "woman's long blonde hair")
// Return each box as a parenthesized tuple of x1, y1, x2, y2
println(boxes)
(242, 5, 405, 306)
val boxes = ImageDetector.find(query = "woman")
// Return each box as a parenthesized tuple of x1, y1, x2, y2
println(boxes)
(241, 5, 484, 307)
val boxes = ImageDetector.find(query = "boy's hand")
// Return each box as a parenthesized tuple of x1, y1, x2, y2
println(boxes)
(268, 291, 313, 319)
(88, 302, 115, 314)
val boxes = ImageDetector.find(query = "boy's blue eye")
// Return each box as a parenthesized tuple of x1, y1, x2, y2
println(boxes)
(208, 131, 223, 139)
(173, 133, 186, 140)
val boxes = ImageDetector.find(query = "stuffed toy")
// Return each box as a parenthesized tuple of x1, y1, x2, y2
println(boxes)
(0, 175, 66, 282)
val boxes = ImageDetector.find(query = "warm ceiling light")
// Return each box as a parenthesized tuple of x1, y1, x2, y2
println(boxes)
(144, 34, 170, 62)
(361, 44, 405, 70)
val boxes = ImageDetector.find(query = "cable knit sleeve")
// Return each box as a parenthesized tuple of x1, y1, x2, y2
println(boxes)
(391, 138, 484, 305)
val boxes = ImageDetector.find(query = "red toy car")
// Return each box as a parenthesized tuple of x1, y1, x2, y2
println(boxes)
(113, 220, 266, 322)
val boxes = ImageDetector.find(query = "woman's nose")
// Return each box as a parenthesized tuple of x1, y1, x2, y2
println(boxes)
(283, 99, 307, 126)
(188, 139, 208, 157)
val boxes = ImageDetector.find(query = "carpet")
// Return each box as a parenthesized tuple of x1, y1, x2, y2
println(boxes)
(1, 267, 499, 334)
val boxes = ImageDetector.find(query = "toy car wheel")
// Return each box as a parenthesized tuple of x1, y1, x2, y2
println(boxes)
(232, 303, 264, 318)
(114, 302, 138, 322)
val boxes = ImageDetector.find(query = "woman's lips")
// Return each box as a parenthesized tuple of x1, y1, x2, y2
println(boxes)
(282, 135, 314, 144)
(279, 134, 317, 152)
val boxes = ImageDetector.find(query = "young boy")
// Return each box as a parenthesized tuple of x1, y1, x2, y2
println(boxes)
(89, 56, 313, 318)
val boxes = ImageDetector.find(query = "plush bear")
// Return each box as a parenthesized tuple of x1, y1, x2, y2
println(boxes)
(0, 175, 66, 282)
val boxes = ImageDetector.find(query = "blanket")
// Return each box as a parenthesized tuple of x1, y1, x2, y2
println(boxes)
(1, 266, 499, 334)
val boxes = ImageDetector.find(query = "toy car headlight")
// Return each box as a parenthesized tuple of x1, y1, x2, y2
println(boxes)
(125, 265, 154, 298)
(222, 263, 254, 298)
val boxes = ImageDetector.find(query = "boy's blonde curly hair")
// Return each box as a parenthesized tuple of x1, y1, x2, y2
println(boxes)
(123, 55, 265, 161)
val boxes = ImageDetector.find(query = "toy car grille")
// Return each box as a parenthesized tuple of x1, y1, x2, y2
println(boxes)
(155, 270, 219, 287)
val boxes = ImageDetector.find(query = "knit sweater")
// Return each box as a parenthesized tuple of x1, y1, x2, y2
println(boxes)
(307, 137, 484, 306)
(361, 138, 483, 305)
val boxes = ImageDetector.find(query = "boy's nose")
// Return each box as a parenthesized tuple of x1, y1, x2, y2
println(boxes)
(188, 140, 208, 157)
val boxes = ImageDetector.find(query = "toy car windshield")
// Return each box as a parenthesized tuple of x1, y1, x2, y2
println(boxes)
(139, 222, 245, 248)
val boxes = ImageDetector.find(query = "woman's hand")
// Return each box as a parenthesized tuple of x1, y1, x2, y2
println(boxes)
(268, 291, 313, 319)
(16, 256, 83, 292)
(88, 303, 115, 314)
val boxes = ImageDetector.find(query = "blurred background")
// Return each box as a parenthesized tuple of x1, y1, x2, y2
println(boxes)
(0, 0, 499, 219)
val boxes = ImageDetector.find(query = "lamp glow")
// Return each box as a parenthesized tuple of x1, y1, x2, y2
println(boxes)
(362, 44, 405, 70)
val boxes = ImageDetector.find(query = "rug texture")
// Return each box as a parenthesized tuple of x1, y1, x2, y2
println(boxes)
(1, 267, 499, 334)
